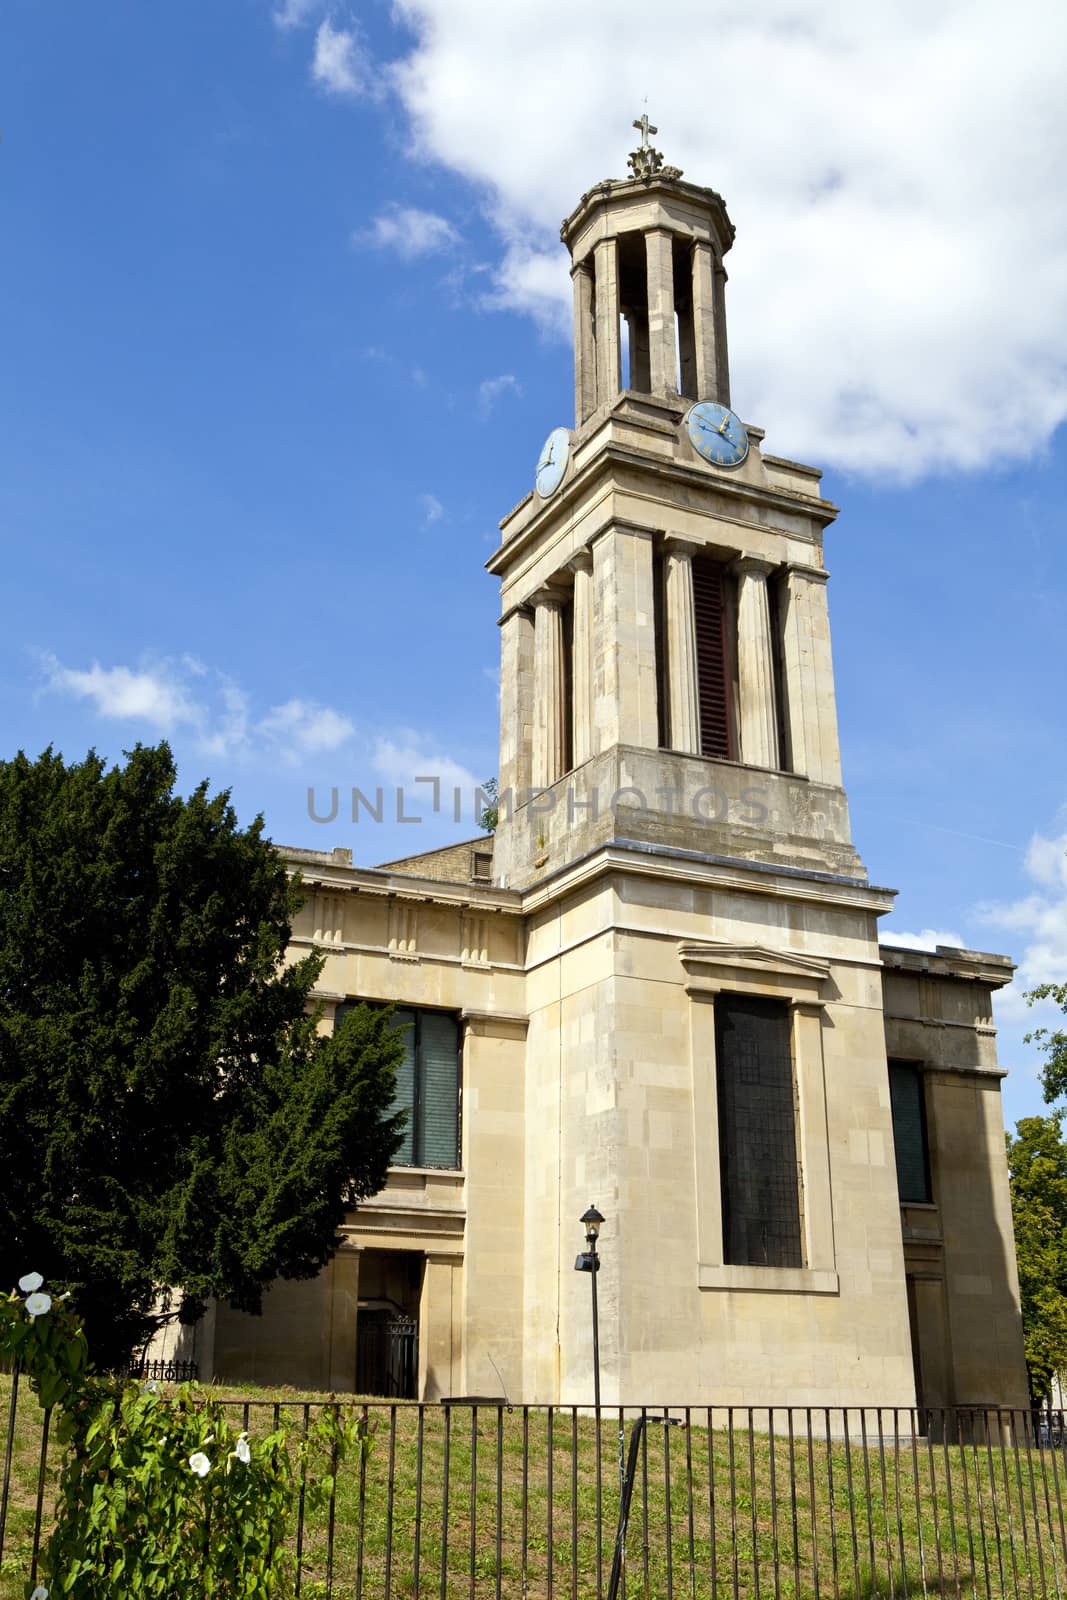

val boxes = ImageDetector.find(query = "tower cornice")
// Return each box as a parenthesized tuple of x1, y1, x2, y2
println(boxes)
(560, 172, 735, 259)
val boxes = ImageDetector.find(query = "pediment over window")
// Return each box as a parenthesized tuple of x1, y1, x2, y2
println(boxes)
(678, 941, 831, 1004)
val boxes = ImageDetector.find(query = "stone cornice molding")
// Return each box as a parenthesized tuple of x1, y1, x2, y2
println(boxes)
(784, 562, 829, 584)
(675, 934, 831, 998)
(461, 1009, 529, 1037)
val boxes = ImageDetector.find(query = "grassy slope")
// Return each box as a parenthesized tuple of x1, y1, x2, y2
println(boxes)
(3, 1376, 1066, 1598)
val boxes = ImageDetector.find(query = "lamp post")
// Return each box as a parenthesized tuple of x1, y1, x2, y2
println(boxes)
(574, 1203, 605, 1410)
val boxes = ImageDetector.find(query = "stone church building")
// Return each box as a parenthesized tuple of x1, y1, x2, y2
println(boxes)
(183, 132, 1028, 1412)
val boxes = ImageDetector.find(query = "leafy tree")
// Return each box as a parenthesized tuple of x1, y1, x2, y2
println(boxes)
(0, 743, 404, 1369)
(1027, 979, 1067, 1104)
(478, 776, 499, 834)
(1006, 1115, 1067, 1404)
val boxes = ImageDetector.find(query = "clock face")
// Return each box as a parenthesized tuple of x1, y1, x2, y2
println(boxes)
(535, 427, 571, 498)
(685, 402, 749, 468)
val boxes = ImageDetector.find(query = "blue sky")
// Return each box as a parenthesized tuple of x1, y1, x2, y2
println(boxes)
(2, 0, 1066, 1129)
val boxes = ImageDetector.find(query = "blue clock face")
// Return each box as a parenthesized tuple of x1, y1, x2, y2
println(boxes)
(535, 427, 571, 498)
(685, 402, 749, 468)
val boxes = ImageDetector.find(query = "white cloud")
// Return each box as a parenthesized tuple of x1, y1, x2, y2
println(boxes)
(258, 699, 355, 759)
(372, 732, 483, 800)
(273, 0, 321, 29)
(312, 20, 369, 97)
(362, 204, 459, 259)
(478, 373, 522, 418)
(977, 828, 1067, 1025)
(383, 0, 1067, 478)
(43, 655, 198, 733)
(878, 927, 965, 952)
(418, 491, 444, 526)
(42, 654, 354, 765)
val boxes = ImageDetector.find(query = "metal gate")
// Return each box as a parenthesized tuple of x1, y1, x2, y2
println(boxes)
(355, 1310, 418, 1398)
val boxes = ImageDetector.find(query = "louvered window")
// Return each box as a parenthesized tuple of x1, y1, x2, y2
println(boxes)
(335, 1003, 461, 1170)
(716, 994, 803, 1268)
(692, 558, 735, 759)
(888, 1061, 931, 1203)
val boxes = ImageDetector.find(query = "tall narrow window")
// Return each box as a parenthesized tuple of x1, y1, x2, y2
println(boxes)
(888, 1061, 932, 1203)
(692, 557, 734, 759)
(716, 994, 802, 1267)
(335, 1003, 461, 1169)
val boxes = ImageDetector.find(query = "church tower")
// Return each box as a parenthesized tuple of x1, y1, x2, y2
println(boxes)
(488, 124, 920, 1406)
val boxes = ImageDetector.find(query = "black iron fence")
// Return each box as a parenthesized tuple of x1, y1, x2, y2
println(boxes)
(114, 1357, 200, 1384)
(3, 1379, 1067, 1599)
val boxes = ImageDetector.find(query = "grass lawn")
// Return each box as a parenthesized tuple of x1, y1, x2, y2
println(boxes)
(3, 1375, 1065, 1598)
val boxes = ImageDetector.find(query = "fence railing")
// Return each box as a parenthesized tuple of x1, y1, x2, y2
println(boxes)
(112, 1357, 200, 1384)
(3, 1378, 1066, 1599)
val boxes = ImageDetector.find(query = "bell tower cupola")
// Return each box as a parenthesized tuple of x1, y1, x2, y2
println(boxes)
(567, 118, 735, 424)
(488, 122, 864, 893)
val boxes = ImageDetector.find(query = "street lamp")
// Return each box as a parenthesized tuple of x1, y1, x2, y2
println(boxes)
(574, 1203, 605, 1409)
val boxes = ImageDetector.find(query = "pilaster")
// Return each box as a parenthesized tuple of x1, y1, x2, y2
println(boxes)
(498, 606, 534, 803)
(591, 524, 658, 752)
(733, 556, 780, 770)
(779, 564, 843, 787)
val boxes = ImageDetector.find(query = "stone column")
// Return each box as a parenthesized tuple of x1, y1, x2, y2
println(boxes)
(591, 524, 658, 752)
(571, 259, 596, 425)
(691, 241, 720, 401)
(713, 260, 731, 407)
(779, 564, 843, 786)
(645, 228, 677, 395)
(664, 539, 701, 754)
(733, 556, 780, 770)
(569, 551, 594, 767)
(532, 589, 567, 788)
(593, 237, 621, 407)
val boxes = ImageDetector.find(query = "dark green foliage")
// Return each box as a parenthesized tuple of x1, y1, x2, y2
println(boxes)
(0, 743, 404, 1369)
(1027, 977, 1067, 1105)
(1006, 1114, 1067, 1403)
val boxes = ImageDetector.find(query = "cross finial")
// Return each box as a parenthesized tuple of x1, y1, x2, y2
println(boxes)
(633, 112, 657, 149)
(627, 112, 682, 183)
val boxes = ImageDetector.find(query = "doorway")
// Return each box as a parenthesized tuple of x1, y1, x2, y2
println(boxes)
(355, 1250, 423, 1398)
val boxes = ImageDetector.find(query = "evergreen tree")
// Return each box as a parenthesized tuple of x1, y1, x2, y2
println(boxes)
(0, 743, 404, 1369)
(1006, 1115, 1067, 1404)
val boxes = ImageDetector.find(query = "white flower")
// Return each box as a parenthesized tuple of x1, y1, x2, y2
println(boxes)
(18, 1272, 44, 1293)
(235, 1434, 251, 1465)
(30, 1586, 48, 1600)
(25, 1292, 52, 1319)
(188, 1451, 211, 1478)
(141, 1379, 160, 1395)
